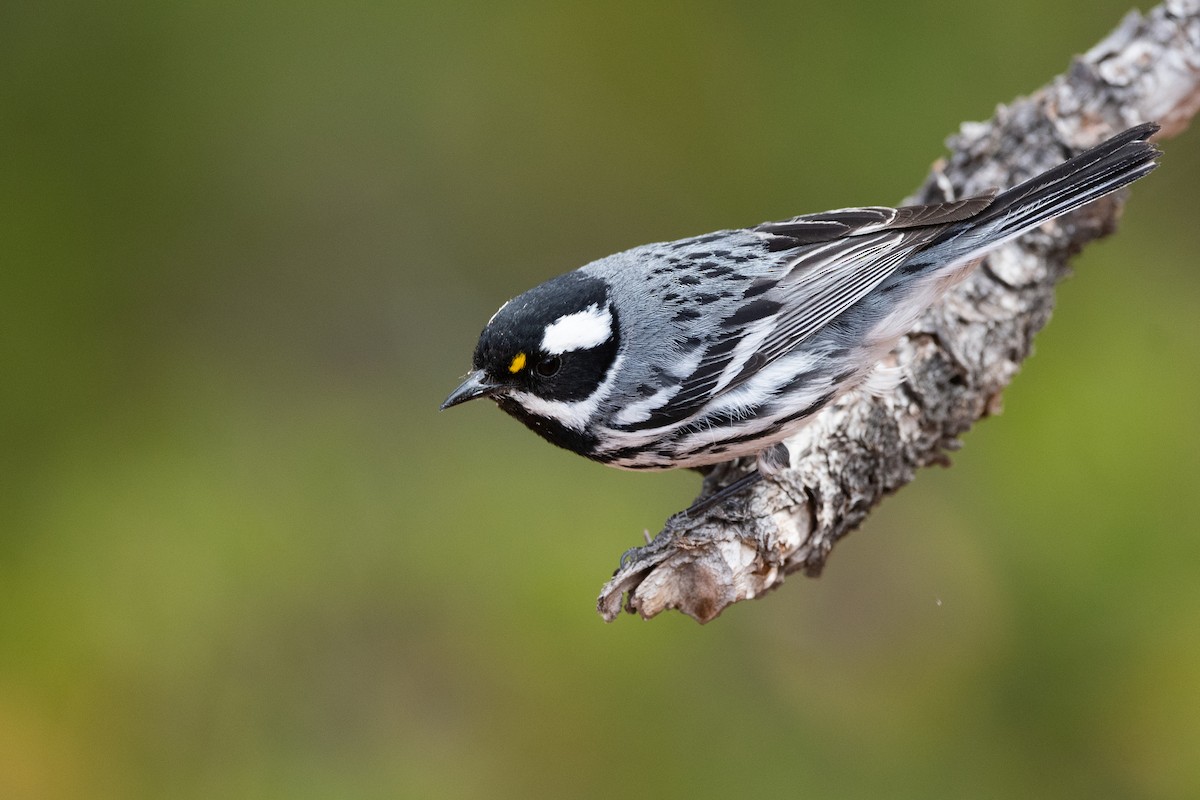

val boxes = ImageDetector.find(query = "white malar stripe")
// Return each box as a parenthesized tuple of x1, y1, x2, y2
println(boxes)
(541, 304, 613, 355)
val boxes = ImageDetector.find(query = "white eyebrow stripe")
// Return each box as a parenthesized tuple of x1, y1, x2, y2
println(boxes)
(541, 303, 613, 355)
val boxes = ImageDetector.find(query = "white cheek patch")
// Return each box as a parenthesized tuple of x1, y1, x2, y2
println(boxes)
(541, 304, 613, 355)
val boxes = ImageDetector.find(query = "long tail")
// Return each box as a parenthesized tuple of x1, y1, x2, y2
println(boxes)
(933, 122, 1160, 251)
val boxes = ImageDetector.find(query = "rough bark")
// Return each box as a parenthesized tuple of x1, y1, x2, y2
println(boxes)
(599, 0, 1200, 623)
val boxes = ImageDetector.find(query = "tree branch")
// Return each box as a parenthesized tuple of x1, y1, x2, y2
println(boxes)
(598, 0, 1200, 623)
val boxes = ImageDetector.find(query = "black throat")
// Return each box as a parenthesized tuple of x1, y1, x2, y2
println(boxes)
(494, 397, 600, 458)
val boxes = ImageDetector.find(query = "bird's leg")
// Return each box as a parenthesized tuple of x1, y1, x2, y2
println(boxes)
(679, 443, 790, 517)
(679, 470, 763, 517)
(618, 444, 791, 569)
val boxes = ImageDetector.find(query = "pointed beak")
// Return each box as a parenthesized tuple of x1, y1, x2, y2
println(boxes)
(440, 370, 502, 410)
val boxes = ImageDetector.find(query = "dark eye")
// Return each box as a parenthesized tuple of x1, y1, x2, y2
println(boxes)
(535, 355, 561, 378)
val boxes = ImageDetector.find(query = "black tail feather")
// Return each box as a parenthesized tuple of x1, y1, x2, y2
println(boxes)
(970, 123, 1160, 236)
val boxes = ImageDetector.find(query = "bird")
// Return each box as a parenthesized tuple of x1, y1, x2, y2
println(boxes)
(442, 123, 1159, 505)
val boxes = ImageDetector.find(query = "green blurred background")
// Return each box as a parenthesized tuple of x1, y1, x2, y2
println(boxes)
(3, 1, 1199, 797)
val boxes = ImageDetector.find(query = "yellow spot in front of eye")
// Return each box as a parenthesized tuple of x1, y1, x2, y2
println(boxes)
(508, 352, 527, 373)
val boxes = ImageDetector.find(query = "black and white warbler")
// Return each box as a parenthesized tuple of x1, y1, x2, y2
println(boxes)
(443, 124, 1159, 494)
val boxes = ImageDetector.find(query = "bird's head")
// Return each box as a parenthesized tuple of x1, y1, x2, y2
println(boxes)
(441, 272, 621, 415)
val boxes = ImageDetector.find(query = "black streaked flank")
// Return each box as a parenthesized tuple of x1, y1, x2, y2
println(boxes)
(675, 404, 769, 442)
(771, 391, 836, 426)
(774, 368, 825, 396)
